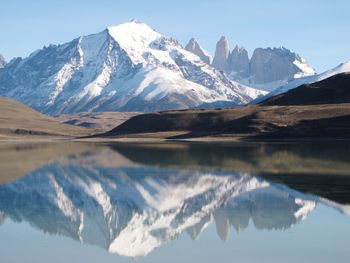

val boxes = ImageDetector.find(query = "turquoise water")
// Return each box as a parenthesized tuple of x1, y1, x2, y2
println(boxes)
(0, 142, 349, 262)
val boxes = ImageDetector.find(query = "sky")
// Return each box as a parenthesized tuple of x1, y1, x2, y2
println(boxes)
(0, 0, 349, 72)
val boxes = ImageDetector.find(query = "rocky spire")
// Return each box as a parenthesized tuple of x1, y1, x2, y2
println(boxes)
(228, 45, 250, 78)
(212, 36, 230, 72)
(249, 47, 315, 85)
(185, 38, 211, 64)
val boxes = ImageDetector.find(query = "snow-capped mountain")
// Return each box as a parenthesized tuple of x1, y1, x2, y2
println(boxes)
(0, 21, 266, 115)
(254, 60, 350, 104)
(0, 147, 341, 259)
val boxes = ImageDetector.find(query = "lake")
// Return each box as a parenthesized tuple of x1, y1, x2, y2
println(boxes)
(0, 141, 349, 262)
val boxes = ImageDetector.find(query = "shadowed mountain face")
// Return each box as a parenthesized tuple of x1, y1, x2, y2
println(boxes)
(104, 103, 350, 139)
(261, 73, 350, 106)
(0, 142, 349, 258)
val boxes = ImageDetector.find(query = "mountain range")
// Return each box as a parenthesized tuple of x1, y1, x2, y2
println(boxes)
(0, 20, 266, 115)
(185, 36, 316, 91)
(0, 20, 349, 123)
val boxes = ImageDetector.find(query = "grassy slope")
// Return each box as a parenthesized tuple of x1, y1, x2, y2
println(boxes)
(0, 97, 92, 138)
(56, 111, 140, 131)
(102, 103, 350, 139)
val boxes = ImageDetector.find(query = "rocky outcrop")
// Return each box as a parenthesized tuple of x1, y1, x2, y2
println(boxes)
(212, 36, 230, 71)
(228, 45, 250, 78)
(250, 47, 313, 84)
(210, 36, 316, 91)
(0, 55, 6, 68)
(185, 38, 211, 64)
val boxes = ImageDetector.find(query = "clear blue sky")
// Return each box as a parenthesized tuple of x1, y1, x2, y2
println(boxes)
(1, 0, 349, 72)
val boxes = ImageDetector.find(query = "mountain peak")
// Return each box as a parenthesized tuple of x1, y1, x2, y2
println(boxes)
(228, 45, 249, 78)
(107, 21, 162, 64)
(129, 18, 143, 23)
(233, 45, 246, 53)
(212, 36, 230, 71)
(219, 36, 228, 43)
(185, 38, 211, 64)
(108, 20, 158, 37)
(185, 38, 199, 49)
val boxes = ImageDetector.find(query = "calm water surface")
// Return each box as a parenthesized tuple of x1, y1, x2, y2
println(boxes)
(0, 142, 349, 262)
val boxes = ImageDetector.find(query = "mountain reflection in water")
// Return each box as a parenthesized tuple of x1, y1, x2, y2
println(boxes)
(0, 142, 349, 258)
